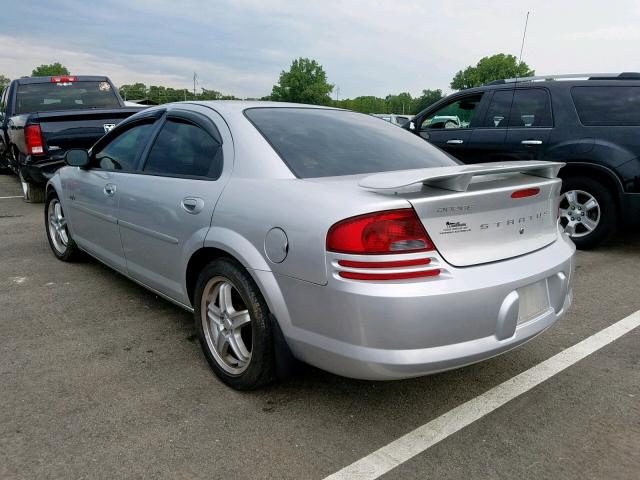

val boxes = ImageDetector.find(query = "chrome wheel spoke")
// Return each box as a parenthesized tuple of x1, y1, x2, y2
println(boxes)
(228, 333, 250, 364)
(582, 198, 598, 212)
(564, 190, 577, 205)
(230, 310, 250, 330)
(218, 283, 234, 315)
(564, 222, 577, 236)
(582, 216, 597, 232)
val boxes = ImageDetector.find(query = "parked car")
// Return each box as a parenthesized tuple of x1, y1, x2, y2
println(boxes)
(0, 75, 142, 202)
(371, 113, 413, 126)
(405, 72, 640, 249)
(45, 102, 575, 390)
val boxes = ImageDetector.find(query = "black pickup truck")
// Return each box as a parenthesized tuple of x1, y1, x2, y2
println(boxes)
(0, 75, 142, 201)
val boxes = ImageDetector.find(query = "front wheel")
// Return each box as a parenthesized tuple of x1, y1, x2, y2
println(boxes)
(559, 176, 617, 249)
(45, 191, 80, 261)
(194, 258, 275, 390)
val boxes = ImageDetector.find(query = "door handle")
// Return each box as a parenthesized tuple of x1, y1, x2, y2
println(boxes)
(181, 197, 204, 214)
(103, 184, 116, 196)
(521, 140, 543, 145)
(446, 139, 464, 144)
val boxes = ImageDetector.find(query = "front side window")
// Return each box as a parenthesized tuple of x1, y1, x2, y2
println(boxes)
(92, 122, 154, 171)
(421, 94, 483, 130)
(143, 119, 223, 178)
(245, 108, 456, 178)
(571, 86, 640, 126)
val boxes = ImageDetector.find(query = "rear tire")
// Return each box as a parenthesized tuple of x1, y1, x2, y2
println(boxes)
(20, 170, 45, 203)
(194, 258, 275, 390)
(45, 190, 81, 261)
(559, 176, 617, 249)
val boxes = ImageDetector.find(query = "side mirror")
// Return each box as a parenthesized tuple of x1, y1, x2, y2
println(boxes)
(65, 149, 90, 167)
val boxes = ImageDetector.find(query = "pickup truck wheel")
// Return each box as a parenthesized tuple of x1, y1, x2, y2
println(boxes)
(20, 170, 45, 203)
(45, 191, 80, 261)
(559, 176, 617, 249)
(194, 258, 275, 390)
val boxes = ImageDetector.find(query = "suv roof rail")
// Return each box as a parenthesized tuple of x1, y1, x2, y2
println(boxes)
(486, 72, 640, 85)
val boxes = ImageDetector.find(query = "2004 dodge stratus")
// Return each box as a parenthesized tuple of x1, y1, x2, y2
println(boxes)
(45, 102, 575, 390)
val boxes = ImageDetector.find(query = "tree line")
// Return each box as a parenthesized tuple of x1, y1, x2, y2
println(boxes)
(1, 54, 534, 115)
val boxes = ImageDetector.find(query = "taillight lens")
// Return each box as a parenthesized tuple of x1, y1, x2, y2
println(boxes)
(24, 125, 44, 155)
(326, 209, 434, 255)
(511, 187, 540, 199)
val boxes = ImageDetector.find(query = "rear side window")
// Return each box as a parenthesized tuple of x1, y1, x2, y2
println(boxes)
(483, 89, 552, 128)
(15, 81, 120, 114)
(143, 119, 223, 179)
(245, 108, 455, 178)
(571, 86, 640, 126)
(93, 122, 154, 171)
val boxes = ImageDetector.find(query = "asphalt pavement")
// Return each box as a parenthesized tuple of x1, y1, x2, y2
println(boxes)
(0, 173, 638, 479)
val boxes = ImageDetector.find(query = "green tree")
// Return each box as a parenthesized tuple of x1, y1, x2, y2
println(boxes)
(412, 89, 444, 113)
(270, 58, 333, 105)
(0, 74, 10, 90)
(31, 63, 70, 77)
(119, 82, 148, 101)
(450, 54, 534, 90)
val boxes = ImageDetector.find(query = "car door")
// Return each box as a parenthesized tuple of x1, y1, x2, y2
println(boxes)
(117, 108, 230, 304)
(464, 89, 513, 164)
(416, 93, 485, 161)
(62, 118, 157, 272)
(502, 88, 553, 160)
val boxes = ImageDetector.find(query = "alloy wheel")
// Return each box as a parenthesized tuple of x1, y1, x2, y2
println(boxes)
(201, 276, 253, 375)
(47, 199, 69, 254)
(559, 189, 600, 238)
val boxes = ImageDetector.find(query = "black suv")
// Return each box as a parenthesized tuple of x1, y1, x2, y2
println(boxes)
(406, 72, 640, 248)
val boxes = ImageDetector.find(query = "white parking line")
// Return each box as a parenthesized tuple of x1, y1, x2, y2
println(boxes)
(0, 195, 23, 199)
(324, 310, 640, 480)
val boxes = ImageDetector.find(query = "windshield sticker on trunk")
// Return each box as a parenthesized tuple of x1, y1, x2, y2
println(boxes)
(440, 221, 471, 235)
(98, 82, 111, 91)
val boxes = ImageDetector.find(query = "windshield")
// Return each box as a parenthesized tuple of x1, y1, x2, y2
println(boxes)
(15, 81, 121, 113)
(245, 108, 456, 178)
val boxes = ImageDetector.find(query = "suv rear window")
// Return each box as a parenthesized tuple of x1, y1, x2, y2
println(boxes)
(15, 81, 120, 114)
(245, 108, 455, 178)
(571, 86, 640, 126)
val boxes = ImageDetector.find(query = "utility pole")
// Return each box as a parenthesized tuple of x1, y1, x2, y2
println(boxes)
(335, 85, 340, 104)
(184, 89, 187, 101)
(193, 72, 197, 99)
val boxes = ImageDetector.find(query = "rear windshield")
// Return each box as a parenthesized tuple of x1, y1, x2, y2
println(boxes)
(245, 108, 456, 178)
(15, 81, 120, 114)
(571, 86, 640, 126)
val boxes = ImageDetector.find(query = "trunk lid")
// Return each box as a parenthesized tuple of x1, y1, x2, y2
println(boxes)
(359, 161, 564, 267)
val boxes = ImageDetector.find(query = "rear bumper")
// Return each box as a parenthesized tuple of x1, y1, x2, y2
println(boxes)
(262, 227, 576, 380)
(20, 156, 65, 185)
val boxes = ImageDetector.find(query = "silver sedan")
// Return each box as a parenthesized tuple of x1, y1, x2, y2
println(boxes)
(45, 102, 576, 389)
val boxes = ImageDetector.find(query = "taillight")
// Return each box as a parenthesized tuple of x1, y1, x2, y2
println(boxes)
(24, 125, 44, 155)
(327, 209, 434, 255)
(50, 76, 76, 83)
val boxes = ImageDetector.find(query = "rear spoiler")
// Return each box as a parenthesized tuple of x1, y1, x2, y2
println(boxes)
(359, 161, 564, 192)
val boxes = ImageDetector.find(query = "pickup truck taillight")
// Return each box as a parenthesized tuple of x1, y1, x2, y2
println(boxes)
(25, 125, 44, 155)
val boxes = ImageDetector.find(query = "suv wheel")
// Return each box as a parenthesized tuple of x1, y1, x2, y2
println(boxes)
(559, 176, 617, 249)
(194, 258, 275, 390)
(20, 170, 45, 203)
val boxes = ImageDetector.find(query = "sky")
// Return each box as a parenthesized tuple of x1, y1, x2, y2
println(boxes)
(1, 0, 639, 99)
